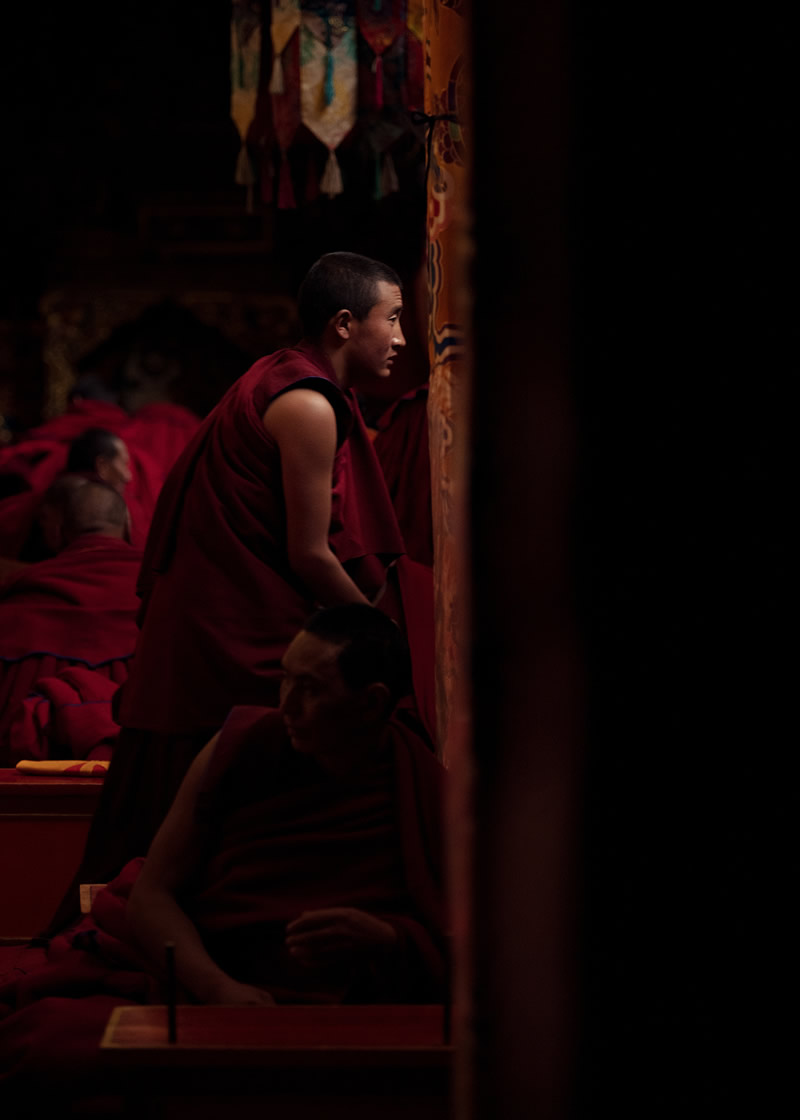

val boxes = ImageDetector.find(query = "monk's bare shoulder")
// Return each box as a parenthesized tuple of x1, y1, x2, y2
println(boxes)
(262, 388, 337, 442)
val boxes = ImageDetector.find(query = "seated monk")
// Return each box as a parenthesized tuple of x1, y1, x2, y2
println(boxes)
(0, 428, 134, 562)
(0, 481, 142, 763)
(0, 606, 447, 1087)
(0, 416, 183, 559)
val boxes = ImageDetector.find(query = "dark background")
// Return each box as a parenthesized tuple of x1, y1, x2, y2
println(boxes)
(567, 5, 789, 1113)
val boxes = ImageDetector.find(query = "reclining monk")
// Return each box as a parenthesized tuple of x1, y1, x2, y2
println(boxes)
(52, 252, 414, 919)
(0, 607, 447, 1089)
(0, 480, 142, 763)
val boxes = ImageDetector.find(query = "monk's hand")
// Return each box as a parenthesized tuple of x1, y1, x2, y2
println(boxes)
(285, 908, 398, 966)
(202, 976, 276, 1006)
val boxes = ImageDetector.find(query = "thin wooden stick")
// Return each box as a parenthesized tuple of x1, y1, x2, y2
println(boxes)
(165, 941, 177, 1043)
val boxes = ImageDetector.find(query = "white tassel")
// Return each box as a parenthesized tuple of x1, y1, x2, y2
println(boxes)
(320, 149, 344, 197)
(235, 143, 256, 187)
(269, 53, 285, 95)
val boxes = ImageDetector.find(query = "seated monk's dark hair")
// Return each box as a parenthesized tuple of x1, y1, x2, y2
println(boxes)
(66, 428, 122, 474)
(303, 604, 413, 709)
(297, 252, 402, 340)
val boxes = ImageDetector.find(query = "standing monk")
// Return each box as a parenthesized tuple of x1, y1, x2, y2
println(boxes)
(58, 253, 409, 906)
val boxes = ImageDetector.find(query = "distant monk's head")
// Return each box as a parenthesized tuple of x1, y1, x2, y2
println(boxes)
(59, 480, 131, 549)
(297, 252, 405, 385)
(66, 428, 132, 493)
(278, 604, 413, 767)
(38, 474, 90, 554)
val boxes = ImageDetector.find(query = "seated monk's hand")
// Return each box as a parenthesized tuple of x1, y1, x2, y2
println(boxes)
(285, 907, 398, 967)
(202, 976, 276, 1006)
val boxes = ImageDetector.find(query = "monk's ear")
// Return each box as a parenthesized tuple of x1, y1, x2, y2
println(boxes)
(332, 309, 354, 341)
(362, 681, 391, 720)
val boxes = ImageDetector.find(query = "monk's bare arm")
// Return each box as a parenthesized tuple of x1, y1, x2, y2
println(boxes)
(263, 389, 370, 606)
(127, 735, 273, 1005)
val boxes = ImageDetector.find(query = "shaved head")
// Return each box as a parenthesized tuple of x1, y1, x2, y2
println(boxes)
(60, 480, 130, 546)
(39, 475, 91, 553)
(42, 473, 90, 511)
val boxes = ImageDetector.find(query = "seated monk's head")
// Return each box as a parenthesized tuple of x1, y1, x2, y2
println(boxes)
(279, 604, 413, 767)
(59, 480, 131, 548)
(66, 428, 132, 493)
(38, 474, 91, 554)
(297, 252, 406, 387)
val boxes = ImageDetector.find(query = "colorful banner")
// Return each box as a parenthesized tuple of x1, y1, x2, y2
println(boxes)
(300, 2, 358, 196)
(230, 0, 263, 207)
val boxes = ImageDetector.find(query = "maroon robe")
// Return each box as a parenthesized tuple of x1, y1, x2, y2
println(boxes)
(0, 709, 446, 1085)
(0, 536, 142, 762)
(373, 384, 433, 568)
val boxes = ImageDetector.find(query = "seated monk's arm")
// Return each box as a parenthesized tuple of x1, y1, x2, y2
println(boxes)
(126, 734, 274, 1006)
(263, 390, 371, 607)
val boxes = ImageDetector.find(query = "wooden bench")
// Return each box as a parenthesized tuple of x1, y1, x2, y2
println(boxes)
(100, 1003, 452, 1118)
(0, 769, 103, 942)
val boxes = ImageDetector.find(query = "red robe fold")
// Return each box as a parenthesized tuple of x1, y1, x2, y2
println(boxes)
(115, 402, 201, 476)
(0, 536, 142, 758)
(118, 343, 405, 735)
(6, 666, 121, 763)
(373, 384, 433, 568)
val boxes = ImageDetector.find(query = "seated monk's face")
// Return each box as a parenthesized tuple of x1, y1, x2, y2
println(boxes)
(97, 437, 132, 492)
(279, 631, 370, 760)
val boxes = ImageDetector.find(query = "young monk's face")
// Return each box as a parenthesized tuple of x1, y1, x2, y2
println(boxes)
(346, 281, 406, 382)
(279, 631, 368, 759)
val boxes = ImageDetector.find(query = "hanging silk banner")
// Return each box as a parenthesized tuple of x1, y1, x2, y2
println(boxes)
(270, 7, 303, 207)
(269, 0, 302, 93)
(231, 0, 263, 210)
(300, 2, 358, 197)
(356, 0, 407, 111)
